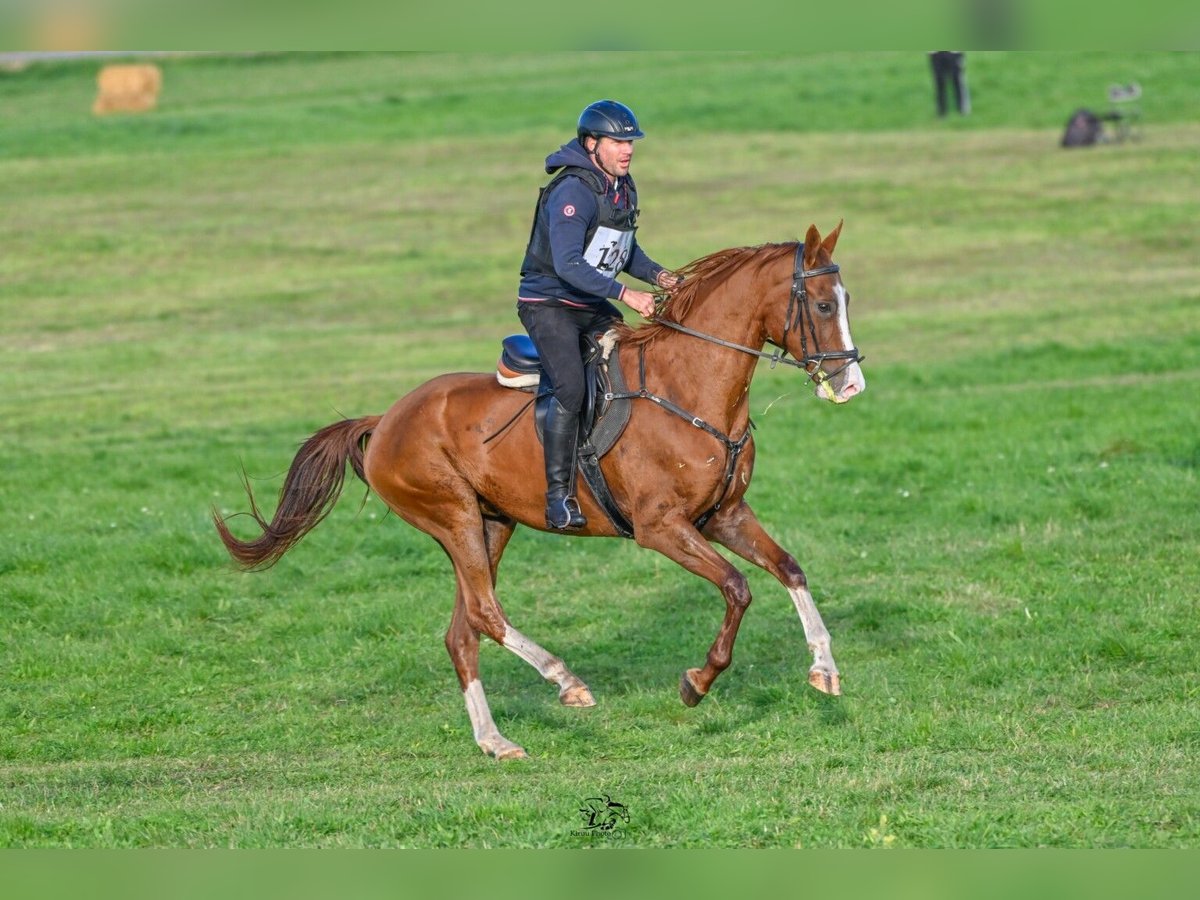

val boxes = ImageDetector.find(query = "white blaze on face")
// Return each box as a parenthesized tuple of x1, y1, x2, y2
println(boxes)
(830, 282, 866, 403)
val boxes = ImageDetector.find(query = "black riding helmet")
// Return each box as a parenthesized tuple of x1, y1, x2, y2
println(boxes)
(577, 99, 645, 142)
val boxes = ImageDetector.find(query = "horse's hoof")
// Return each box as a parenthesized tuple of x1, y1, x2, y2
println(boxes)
(680, 669, 707, 707)
(560, 683, 596, 708)
(493, 745, 529, 761)
(480, 738, 529, 760)
(808, 669, 842, 696)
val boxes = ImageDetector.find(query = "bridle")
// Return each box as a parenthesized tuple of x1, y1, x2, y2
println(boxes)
(654, 243, 863, 396)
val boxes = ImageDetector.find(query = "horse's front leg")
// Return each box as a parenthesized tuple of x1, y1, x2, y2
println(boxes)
(636, 511, 754, 706)
(704, 501, 841, 695)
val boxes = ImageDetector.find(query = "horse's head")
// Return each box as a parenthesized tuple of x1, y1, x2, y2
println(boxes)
(770, 222, 866, 404)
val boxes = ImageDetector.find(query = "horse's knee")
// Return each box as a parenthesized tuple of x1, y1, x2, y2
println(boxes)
(722, 570, 752, 610)
(779, 555, 808, 591)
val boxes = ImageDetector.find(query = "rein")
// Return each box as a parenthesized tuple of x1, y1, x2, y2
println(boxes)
(653, 244, 862, 395)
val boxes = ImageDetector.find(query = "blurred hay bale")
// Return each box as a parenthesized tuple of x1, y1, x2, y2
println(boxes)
(92, 64, 161, 115)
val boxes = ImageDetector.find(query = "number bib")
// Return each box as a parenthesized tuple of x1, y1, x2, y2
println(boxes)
(584, 225, 635, 275)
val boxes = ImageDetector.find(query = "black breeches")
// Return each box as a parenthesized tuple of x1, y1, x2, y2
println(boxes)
(517, 302, 619, 415)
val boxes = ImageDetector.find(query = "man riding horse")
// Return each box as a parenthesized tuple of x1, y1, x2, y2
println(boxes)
(517, 100, 682, 530)
(216, 102, 867, 759)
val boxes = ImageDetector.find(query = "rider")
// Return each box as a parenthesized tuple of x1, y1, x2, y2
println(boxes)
(518, 99, 681, 530)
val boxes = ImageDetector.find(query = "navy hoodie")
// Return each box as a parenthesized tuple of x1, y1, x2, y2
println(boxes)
(518, 140, 665, 309)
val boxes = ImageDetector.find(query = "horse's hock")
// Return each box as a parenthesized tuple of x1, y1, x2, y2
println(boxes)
(92, 64, 161, 116)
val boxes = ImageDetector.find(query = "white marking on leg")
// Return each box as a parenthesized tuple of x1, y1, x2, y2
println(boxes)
(463, 678, 500, 745)
(788, 586, 839, 677)
(502, 624, 566, 681)
(502, 624, 595, 705)
(463, 678, 526, 759)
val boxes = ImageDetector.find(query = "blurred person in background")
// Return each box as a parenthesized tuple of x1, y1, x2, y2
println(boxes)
(929, 51, 971, 116)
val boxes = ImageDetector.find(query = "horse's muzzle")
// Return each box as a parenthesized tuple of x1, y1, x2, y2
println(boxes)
(814, 361, 866, 404)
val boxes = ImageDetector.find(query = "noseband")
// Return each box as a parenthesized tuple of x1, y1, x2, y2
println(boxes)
(654, 243, 862, 388)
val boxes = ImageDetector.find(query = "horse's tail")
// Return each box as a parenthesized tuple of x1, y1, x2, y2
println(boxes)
(213, 415, 381, 571)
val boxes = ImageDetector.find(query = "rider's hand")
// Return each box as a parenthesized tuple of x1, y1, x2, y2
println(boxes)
(621, 288, 657, 318)
(655, 270, 684, 292)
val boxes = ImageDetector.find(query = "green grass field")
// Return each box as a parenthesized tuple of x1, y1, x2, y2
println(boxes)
(2, 51, 1199, 848)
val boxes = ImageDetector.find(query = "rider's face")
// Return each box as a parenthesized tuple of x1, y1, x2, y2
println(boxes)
(587, 136, 635, 179)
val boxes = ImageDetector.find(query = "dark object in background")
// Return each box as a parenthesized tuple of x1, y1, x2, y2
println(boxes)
(1061, 108, 1124, 148)
(1061, 108, 1104, 147)
(1061, 83, 1142, 149)
(929, 51, 970, 116)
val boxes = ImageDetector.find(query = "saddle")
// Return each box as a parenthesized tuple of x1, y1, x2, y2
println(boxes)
(496, 330, 632, 459)
(495, 330, 635, 536)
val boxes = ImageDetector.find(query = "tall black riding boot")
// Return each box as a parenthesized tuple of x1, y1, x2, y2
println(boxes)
(542, 396, 587, 530)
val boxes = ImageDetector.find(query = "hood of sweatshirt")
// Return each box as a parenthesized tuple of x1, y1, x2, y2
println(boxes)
(543, 139, 604, 176)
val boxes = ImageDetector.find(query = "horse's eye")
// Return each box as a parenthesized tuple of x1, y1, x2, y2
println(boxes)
(817, 302, 833, 315)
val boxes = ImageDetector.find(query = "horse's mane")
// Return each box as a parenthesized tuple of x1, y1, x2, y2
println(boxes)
(614, 241, 798, 347)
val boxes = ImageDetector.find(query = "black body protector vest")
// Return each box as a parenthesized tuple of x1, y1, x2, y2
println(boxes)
(521, 166, 640, 282)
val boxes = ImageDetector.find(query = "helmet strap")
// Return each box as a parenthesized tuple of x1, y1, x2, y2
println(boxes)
(584, 136, 621, 182)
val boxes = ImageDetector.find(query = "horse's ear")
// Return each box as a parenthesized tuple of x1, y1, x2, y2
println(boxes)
(803, 224, 822, 269)
(821, 219, 843, 258)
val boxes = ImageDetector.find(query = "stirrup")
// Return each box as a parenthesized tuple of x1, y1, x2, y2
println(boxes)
(546, 496, 587, 531)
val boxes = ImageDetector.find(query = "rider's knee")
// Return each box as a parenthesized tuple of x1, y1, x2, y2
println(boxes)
(552, 384, 585, 415)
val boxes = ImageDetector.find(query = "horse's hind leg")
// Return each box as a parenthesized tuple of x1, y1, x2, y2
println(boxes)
(447, 550, 595, 758)
(483, 515, 595, 708)
(440, 511, 594, 758)
(705, 501, 840, 695)
(444, 589, 528, 760)
(375, 469, 591, 757)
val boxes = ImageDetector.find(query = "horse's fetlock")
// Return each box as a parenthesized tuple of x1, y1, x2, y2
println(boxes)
(708, 647, 733, 672)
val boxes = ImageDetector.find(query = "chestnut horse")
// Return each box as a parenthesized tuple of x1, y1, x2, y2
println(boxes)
(215, 223, 866, 759)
